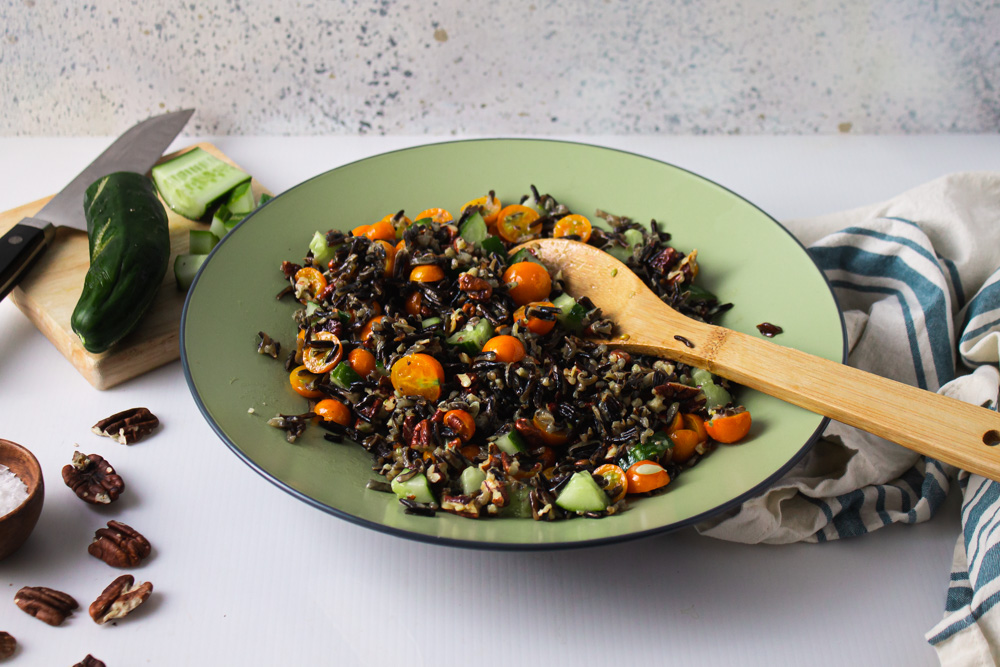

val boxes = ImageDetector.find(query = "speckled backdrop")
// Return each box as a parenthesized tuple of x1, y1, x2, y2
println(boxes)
(2, 0, 998, 135)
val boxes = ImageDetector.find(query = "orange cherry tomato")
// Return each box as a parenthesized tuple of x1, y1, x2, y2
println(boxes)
(302, 330, 343, 374)
(314, 398, 351, 426)
(681, 413, 708, 443)
(495, 204, 542, 243)
(626, 460, 671, 494)
(459, 443, 482, 461)
(409, 264, 446, 283)
(352, 224, 372, 237)
(379, 212, 412, 235)
(415, 208, 453, 224)
(373, 239, 396, 276)
(359, 315, 387, 343)
(294, 267, 327, 301)
(461, 193, 502, 225)
(348, 347, 377, 378)
(513, 301, 556, 335)
(482, 335, 525, 363)
(552, 214, 593, 242)
(395, 239, 407, 254)
(594, 463, 628, 502)
(390, 353, 445, 401)
(705, 410, 753, 444)
(443, 409, 476, 441)
(365, 220, 397, 242)
(404, 291, 424, 316)
(531, 411, 570, 446)
(295, 328, 307, 363)
(670, 429, 703, 463)
(289, 365, 324, 399)
(502, 261, 552, 306)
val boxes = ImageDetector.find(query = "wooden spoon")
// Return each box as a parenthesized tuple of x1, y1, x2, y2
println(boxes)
(514, 238, 1000, 481)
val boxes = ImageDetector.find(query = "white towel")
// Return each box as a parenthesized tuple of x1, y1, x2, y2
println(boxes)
(693, 172, 1000, 665)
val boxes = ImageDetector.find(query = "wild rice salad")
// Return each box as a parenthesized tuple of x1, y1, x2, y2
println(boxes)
(264, 187, 753, 520)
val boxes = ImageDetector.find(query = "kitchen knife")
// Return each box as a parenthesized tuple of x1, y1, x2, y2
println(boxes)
(0, 108, 195, 302)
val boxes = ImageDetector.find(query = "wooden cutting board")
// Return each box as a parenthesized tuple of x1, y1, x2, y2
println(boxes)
(0, 143, 270, 390)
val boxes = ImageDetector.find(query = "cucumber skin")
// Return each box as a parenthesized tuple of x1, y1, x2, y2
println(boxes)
(71, 172, 170, 353)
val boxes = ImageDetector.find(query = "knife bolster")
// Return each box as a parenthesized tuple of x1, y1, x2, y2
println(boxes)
(0, 220, 54, 301)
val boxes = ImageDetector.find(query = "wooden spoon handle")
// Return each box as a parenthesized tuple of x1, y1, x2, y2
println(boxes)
(701, 327, 1000, 479)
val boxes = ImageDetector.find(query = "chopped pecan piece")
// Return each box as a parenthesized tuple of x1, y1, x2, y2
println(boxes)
(14, 586, 79, 626)
(89, 575, 153, 625)
(92, 407, 159, 445)
(73, 656, 106, 667)
(88, 521, 152, 568)
(62, 452, 125, 505)
(0, 631, 15, 659)
(256, 331, 281, 359)
(457, 273, 493, 301)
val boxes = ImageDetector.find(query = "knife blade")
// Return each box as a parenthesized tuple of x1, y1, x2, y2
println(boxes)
(0, 108, 194, 302)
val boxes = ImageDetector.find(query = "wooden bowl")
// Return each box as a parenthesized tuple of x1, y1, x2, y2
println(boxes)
(0, 439, 44, 560)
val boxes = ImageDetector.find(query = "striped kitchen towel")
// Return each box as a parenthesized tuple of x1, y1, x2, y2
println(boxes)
(693, 172, 1000, 665)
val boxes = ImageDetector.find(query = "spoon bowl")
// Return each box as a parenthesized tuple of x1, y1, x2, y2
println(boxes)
(0, 439, 44, 560)
(518, 238, 1000, 482)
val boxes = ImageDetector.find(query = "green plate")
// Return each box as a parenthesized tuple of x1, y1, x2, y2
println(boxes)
(181, 139, 845, 550)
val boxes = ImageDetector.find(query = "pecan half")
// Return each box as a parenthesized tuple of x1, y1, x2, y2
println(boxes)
(92, 407, 159, 445)
(0, 632, 15, 659)
(73, 656, 106, 667)
(62, 452, 125, 505)
(14, 586, 79, 626)
(409, 419, 433, 450)
(457, 273, 493, 301)
(88, 521, 152, 568)
(89, 575, 153, 625)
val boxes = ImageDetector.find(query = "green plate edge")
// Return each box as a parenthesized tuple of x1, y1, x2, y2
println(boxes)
(180, 138, 847, 551)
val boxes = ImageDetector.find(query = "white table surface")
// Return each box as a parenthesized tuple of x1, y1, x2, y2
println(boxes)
(2, 134, 1000, 666)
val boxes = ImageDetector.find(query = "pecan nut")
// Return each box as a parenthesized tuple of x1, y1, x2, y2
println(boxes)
(89, 574, 153, 625)
(92, 407, 159, 445)
(457, 273, 493, 301)
(409, 419, 433, 450)
(73, 656, 106, 667)
(62, 452, 125, 505)
(88, 521, 152, 568)
(14, 586, 79, 626)
(0, 632, 15, 659)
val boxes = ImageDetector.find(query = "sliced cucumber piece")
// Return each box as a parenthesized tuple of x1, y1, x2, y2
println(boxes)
(551, 292, 587, 332)
(493, 427, 527, 456)
(329, 361, 363, 389)
(174, 253, 208, 290)
(605, 244, 632, 264)
(701, 381, 732, 409)
(420, 316, 442, 330)
(459, 466, 486, 496)
(390, 470, 436, 504)
(209, 205, 243, 240)
(189, 229, 219, 255)
(226, 180, 255, 215)
(459, 211, 488, 245)
(446, 318, 494, 355)
(151, 147, 251, 220)
(258, 193, 274, 207)
(501, 481, 533, 518)
(309, 230, 338, 268)
(623, 228, 645, 248)
(479, 235, 507, 259)
(691, 367, 714, 386)
(555, 471, 609, 513)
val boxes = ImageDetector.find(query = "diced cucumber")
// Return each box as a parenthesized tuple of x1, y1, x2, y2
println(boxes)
(304, 301, 321, 316)
(209, 205, 243, 240)
(258, 193, 274, 206)
(189, 229, 219, 255)
(623, 228, 645, 248)
(691, 367, 714, 386)
(479, 235, 507, 259)
(551, 292, 587, 332)
(459, 211, 488, 245)
(173, 253, 208, 290)
(460, 466, 486, 496)
(701, 381, 732, 409)
(501, 481, 533, 518)
(605, 244, 633, 264)
(391, 470, 436, 504)
(446, 318, 494, 355)
(309, 231, 338, 268)
(493, 427, 527, 456)
(420, 317, 442, 330)
(226, 181, 255, 215)
(329, 361, 362, 388)
(151, 147, 251, 220)
(555, 471, 609, 513)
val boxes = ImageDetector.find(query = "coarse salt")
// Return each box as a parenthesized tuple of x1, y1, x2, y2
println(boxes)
(0, 464, 29, 516)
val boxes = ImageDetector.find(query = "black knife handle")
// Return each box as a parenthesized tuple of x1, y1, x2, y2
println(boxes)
(0, 220, 55, 302)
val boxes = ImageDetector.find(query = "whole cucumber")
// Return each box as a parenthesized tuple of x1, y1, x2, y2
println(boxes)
(71, 171, 170, 354)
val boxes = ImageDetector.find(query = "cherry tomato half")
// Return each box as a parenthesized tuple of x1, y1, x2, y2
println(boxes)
(705, 410, 752, 444)
(495, 204, 542, 243)
(390, 353, 445, 401)
(502, 261, 552, 306)
(415, 208, 453, 224)
(348, 347, 377, 378)
(410, 264, 446, 283)
(461, 193, 502, 225)
(294, 267, 327, 302)
(482, 335, 525, 363)
(594, 463, 628, 502)
(314, 398, 351, 426)
(289, 365, 324, 399)
(513, 301, 556, 335)
(443, 409, 476, 441)
(626, 460, 671, 494)
(302, 330, 343, 374)
(552, 214, 593, 242)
